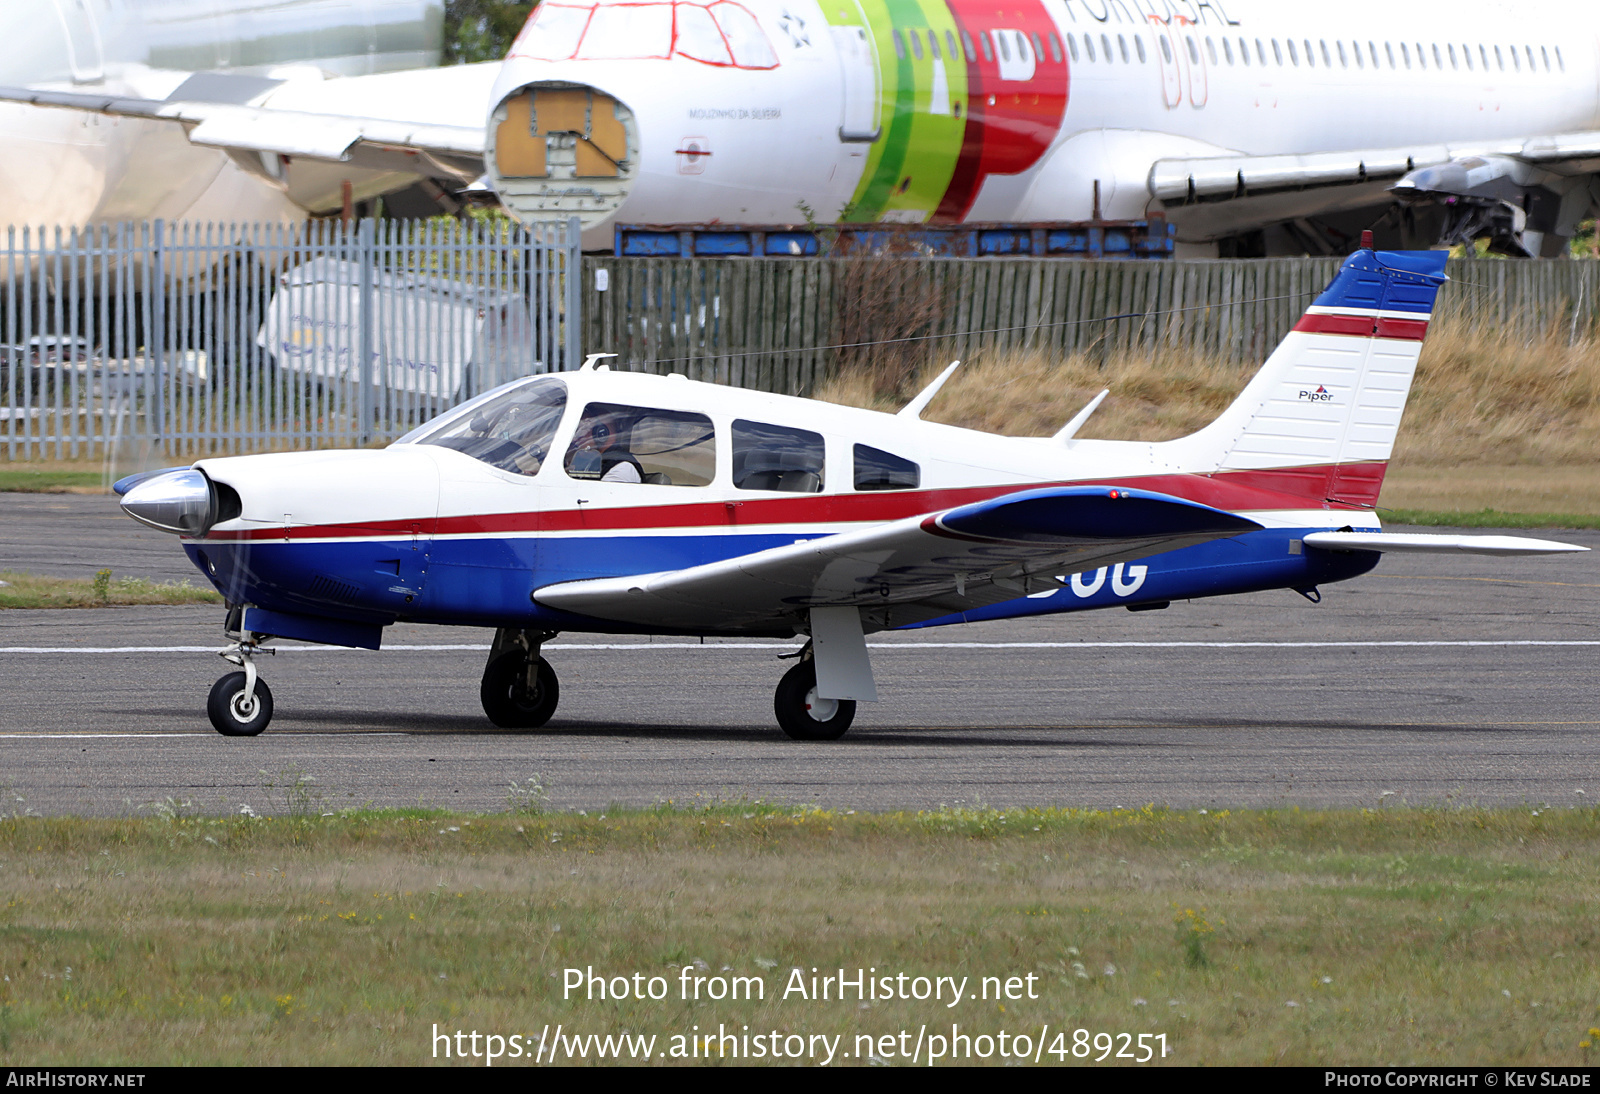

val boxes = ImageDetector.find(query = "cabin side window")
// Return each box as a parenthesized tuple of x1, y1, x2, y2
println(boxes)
(853, 445, 920, 492)
(564, 402, 716, 486)
(732, 420, 825, 493)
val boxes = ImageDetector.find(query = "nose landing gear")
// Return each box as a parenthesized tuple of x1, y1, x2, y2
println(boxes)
(208, 626, 275, 736)
(481, 627, 561, 729)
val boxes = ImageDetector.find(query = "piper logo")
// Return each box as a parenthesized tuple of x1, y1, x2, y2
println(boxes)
(1298, 384, 1334, 402)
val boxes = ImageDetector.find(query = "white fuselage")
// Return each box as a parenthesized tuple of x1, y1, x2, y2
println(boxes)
(485, 0, 1600, 243)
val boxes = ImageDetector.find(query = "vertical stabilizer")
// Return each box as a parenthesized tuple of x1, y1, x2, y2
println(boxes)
(1168, 249, 1449, 508)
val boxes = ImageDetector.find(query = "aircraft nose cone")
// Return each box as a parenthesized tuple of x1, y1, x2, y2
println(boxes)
(120, 469, 215, 535)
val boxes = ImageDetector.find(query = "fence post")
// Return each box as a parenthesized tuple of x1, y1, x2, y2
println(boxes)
(149, 219, 165, 453)
(564, 216, 582, 369)
(358, 217, 375, 446)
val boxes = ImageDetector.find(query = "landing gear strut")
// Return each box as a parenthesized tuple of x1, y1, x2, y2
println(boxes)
(773, 645, 856, 741)
(208, 617, 275, 736)
(481, 628, 560, 729)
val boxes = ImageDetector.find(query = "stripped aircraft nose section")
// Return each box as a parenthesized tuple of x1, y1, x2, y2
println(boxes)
(487, 80, 639, 226)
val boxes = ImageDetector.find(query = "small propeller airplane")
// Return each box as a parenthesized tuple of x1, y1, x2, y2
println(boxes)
(117, 239, 1586, 739)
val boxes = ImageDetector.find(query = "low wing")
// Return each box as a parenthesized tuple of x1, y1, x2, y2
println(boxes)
(1303, 531, 1589, 555)
(534, 486, 1262, 634)
(0, 64, 495, 182)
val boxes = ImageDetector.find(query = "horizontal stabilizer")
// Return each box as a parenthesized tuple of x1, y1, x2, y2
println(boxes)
(535, 486, 1260, 633)
(1303, 531, 1589, 556)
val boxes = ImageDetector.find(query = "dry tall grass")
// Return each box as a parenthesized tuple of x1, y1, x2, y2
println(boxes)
(816, 318, 1600, 470)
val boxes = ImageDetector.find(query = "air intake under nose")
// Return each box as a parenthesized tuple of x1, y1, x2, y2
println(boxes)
(119, 469, 222, 535)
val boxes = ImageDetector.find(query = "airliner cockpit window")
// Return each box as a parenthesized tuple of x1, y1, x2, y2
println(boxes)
(564, 402, 716, 486)
(732, 420, 825, 493)
(513, 1, 779, 69)
(409, 376, 568, 477)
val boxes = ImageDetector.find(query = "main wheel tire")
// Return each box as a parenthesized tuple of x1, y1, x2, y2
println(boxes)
(207, 671, 273, 737)
(774, 661, 856, 741)
(480, 652, 560, 729)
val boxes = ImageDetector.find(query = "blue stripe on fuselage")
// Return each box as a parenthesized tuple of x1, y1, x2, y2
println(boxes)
(186, 526, 1380, 638)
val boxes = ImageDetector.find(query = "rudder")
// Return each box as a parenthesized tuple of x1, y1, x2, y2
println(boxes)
(1171, 248, 1449, 508)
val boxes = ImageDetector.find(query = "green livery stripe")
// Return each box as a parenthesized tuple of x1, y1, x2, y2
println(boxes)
(824, 0, 966, 222)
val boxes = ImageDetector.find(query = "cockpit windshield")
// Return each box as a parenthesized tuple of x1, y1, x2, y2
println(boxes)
(406, 377, 569, 476)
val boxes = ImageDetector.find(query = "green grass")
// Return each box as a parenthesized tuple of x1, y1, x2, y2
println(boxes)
(0, 570, 221, 609)
(1382, 508, 1600, 530)
(0, 469, 104, 493)
(1, 802, 1598, 1066)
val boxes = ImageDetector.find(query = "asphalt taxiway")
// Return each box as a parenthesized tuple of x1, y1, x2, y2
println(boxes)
(3, 493, 1598, 814)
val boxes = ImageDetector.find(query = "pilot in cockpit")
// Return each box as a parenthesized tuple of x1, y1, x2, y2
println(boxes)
(568, 413, 644, 483)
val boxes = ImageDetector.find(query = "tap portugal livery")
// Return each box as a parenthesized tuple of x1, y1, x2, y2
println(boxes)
(11, 0, 1600, 255)
(115, 248, 1585, 739)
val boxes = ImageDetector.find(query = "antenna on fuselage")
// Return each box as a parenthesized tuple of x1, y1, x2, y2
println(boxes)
(579, 352, 618, 371)
(1053, 388, 1110, 444)
(897, 361, 961, 420)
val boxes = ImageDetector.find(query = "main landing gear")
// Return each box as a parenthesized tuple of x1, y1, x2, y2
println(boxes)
(481, 628, 561, 729)
(208, 620, 275, 736)
(773, 645, 856, 741)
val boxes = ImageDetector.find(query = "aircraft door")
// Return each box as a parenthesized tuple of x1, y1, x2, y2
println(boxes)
(1152, 22, 1182, 108)
(834, 21, 881, 141)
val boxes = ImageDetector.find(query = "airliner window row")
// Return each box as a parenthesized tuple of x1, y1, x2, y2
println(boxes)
(891, 27, 1066, 67)
(1059, 29, 1562, 76)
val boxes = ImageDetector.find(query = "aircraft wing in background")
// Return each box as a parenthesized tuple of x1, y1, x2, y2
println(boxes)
(1151, 132, 1600, 257)
(0, 63, 495, 201)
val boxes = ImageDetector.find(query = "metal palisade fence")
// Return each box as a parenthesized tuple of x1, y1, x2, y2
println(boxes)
(1, 217, 582, 461)
(581, 255, 1600, 394)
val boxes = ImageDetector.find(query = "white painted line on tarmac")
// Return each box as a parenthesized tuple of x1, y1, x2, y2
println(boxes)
(3, 639, 1600, 654)
(0, 732, 409, 738)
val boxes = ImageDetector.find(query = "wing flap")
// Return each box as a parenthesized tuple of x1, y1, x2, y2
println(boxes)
(534, 486, 1261, 633)
(1303, 531, 1588, 555)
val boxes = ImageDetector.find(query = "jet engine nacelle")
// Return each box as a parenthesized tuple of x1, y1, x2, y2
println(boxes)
(1391, 154, 1600, 258)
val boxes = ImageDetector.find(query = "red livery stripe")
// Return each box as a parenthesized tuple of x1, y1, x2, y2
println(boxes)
(1293, 313, 1429, 341)
(195, 462, 1390, 543)
(1374, 316, 1429, 341)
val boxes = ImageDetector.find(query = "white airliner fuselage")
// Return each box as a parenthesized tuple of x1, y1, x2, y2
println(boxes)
(481, 0, 1600, 253)
(10, 0, 1600, 254)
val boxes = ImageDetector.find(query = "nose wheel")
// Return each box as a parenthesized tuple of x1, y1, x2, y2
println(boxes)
(208, 671, 274, 736)
(208, 630, 274, 736)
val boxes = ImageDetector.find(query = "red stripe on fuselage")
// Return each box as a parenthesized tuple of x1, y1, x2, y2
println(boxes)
(1294, 313, 1429, 341)
(194, 462, 1389, 543)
